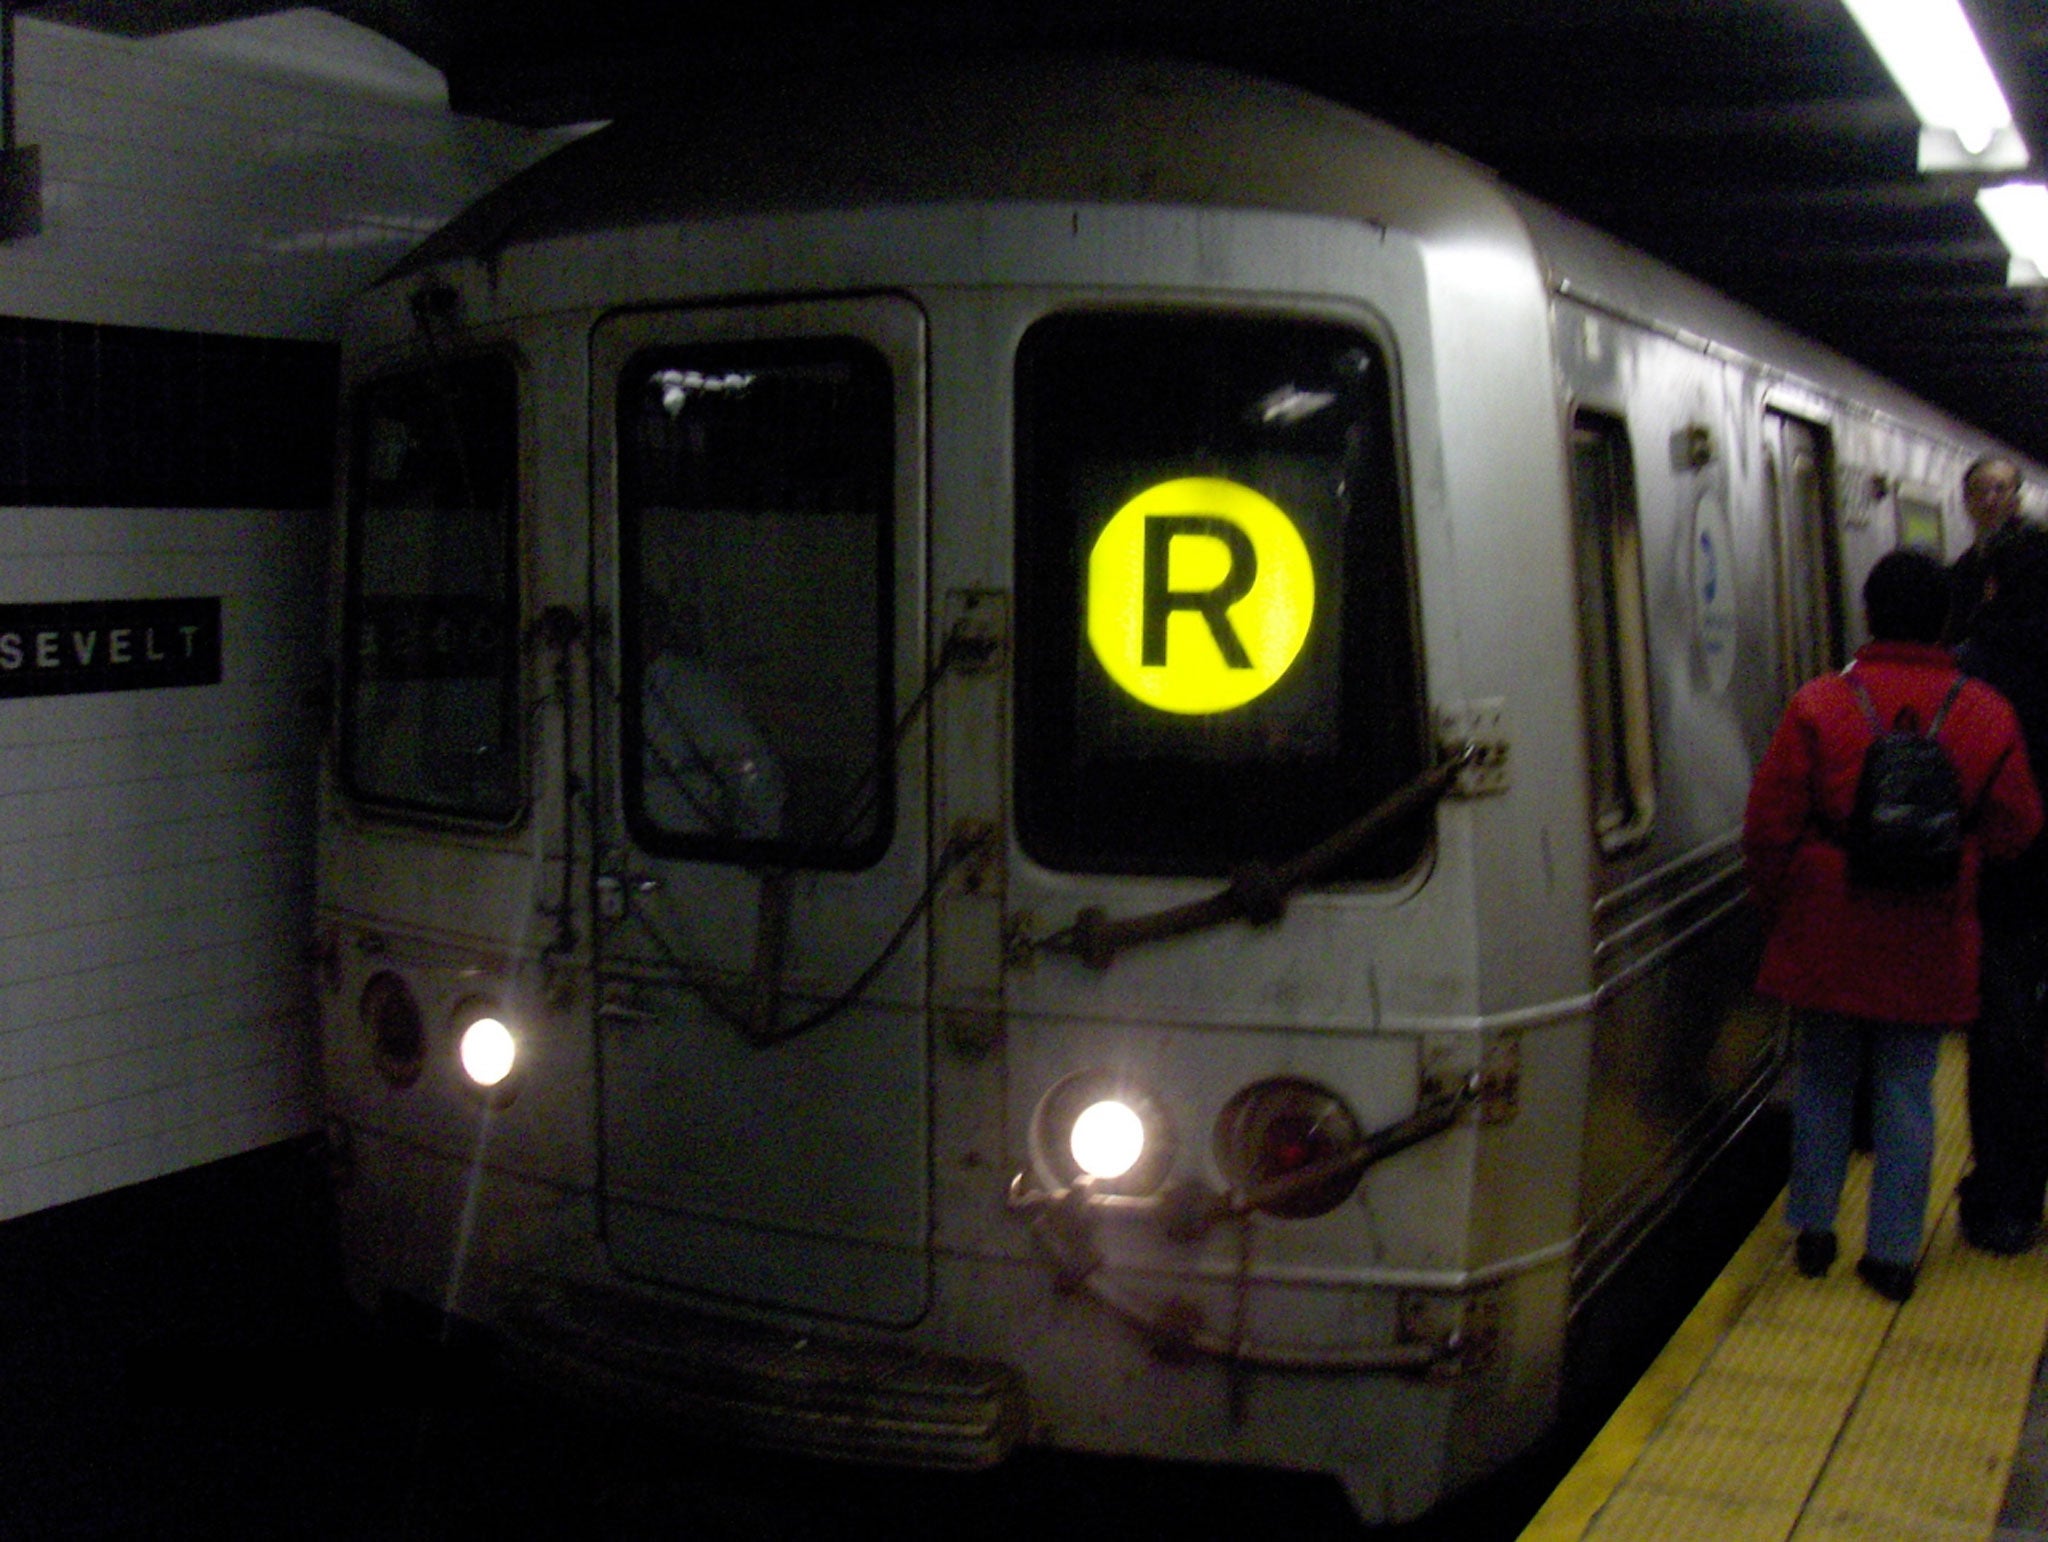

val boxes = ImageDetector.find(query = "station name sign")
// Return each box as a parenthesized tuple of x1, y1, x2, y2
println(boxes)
(0, 598, 222, 698)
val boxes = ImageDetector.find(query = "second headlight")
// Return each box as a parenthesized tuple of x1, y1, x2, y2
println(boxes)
(1032, 1071, 1174, 1196)
(451, 997, 522, 1105)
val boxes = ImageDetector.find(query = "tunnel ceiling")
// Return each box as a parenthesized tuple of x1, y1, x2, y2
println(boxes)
(27, 0, 2048, 465)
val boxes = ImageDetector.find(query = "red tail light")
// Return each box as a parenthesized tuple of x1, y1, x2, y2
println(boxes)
(1213, 1078, 1362, 1217)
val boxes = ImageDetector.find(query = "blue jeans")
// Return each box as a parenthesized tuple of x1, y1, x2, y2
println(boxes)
(1786, 1011, 1942, 1267)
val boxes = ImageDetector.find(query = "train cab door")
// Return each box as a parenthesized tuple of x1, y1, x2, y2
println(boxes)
(1764, 410, 1845, 696)
(587, 296, 933, 1327)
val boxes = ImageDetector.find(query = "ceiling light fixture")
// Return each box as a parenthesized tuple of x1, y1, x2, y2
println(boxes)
(1976, 182, 2048, 285)
(1840, 0, 2027, 170)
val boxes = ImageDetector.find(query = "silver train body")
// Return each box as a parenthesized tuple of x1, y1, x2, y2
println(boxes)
(315, 56, 2019, 1521)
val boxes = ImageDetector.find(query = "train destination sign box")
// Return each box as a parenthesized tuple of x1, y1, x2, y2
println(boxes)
(0, 598, 222, 698)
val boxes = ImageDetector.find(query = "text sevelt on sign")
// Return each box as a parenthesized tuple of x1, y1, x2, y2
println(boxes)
(0, 598, 222, 698)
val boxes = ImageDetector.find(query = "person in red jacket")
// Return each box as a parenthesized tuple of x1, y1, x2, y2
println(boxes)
(1745, 547, 2042, 1303)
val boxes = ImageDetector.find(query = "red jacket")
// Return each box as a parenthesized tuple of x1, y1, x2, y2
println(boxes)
(1744, 640, 2042, 1024)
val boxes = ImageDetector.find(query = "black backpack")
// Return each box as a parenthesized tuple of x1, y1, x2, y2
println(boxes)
(1841, 670, 1968, 892)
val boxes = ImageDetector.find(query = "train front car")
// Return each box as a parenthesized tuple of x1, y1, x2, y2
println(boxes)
(315, 58, 1631, 1522)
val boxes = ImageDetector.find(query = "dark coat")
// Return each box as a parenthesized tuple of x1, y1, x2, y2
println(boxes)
(1946, 542, 1991, 645)
(1744, 639, 2042, 1024)
(1957, 567, 2048, 930)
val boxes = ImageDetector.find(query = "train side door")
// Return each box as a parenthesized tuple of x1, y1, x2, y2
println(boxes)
(1765, 410, 1845, 695)
(587, 297, 932, 1327)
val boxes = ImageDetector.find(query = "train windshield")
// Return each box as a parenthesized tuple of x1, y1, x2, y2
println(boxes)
(616, 339, 894, 869)
(340, 356, 521, 822)
(1015, 310, 1424, 878)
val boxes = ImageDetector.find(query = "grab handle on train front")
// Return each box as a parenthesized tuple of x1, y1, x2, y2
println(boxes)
(1038, 742, 1477, 970)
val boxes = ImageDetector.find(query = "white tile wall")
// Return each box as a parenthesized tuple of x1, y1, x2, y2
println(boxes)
(0, 13, 561, 1218)
(1, 12, 559, 338)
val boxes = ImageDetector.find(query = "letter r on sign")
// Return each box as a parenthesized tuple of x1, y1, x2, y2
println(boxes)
(1141, 514, 1258, 668)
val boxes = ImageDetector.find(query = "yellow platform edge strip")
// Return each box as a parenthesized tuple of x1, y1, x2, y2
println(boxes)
(1518, 1038, 2025, 1542)
(1516, 1192, 1789, 1542)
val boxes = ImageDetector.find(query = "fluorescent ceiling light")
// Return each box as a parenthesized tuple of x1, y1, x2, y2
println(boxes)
(1919, 124, 2029, 173)
(1841, 0, 2017, 157)
(1977, 182, 2048, 285)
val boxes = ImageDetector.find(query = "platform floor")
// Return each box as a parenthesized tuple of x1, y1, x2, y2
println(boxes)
(1523, 1034, 2048, 1542)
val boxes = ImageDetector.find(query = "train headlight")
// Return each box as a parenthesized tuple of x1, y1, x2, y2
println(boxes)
(1213, 1078, 1363, 1218)
(359, 971, 425, 1089)
(460, 1016, 516, 1086)
(1070, 1099, 1146, 1180)
(1032, 1072, 1174, 1195)
(452, 998, 521, 1105)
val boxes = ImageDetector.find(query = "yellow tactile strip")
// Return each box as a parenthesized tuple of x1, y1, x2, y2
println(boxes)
(1522, 1035, 2048, 1542)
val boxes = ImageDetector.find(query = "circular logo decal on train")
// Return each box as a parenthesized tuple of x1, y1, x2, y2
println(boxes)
(1692, 490, 1738, 694)
(1086, 476, 1315, 714)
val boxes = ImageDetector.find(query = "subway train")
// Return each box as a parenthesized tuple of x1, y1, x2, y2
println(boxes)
(312, 53, 2033, 1522)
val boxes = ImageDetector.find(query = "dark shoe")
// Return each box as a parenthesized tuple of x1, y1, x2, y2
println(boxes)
(1963, 1212, 2038, 1257)
(1958, 1167, 1985, 1213)
(1856, 1257, 1916, 1303)
(1795, 1230, 1837, 1277)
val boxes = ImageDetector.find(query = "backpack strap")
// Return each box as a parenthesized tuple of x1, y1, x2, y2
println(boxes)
(1844, 668, 1882, 735)
(1843, 664, 1966, 742)
(1925, 674, 1967, 738)
(1929, 674, 1987, 831)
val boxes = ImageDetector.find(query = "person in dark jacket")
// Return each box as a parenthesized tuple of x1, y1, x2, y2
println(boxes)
(1745, 548, 2042, 1302)
(1954, 522, 2048, 1253)
(1945, 455, 2024, 643)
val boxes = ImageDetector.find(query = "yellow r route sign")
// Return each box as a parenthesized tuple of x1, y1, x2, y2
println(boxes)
(1086, 476, 1315, 715)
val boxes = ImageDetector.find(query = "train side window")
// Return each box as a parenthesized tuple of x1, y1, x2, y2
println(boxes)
(617, 340, 893, 870)
(1569, 410, 1656, 852)
(1897, 492, 1944, 551)
(341, 355, 522, 823)
(1015, 310, 1425, 879)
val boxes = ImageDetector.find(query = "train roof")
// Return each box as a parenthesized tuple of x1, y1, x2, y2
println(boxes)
(390, 50, 2020, 471)
(1507, 191, 2009, 460)
(389, 52, 1525, 279)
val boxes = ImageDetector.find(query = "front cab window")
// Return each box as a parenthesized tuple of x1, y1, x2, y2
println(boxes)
(341, 356, 522, 823)
(1015, 310, 1425, 879)
(618, 339, 894, 870)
